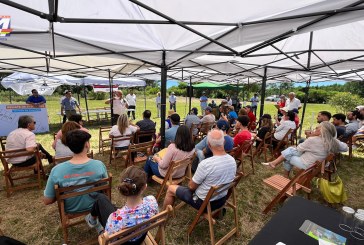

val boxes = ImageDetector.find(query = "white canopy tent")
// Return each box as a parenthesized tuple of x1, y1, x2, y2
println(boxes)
(1, 0, 364, 143)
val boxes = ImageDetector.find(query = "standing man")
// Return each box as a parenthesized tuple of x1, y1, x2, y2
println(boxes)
(26, 89, 46, 107)
(285, 92, 302, 113)
(199, 92, 208, 116)
(250, 93, 259, 116)
(61, 90, 82, 120)
(126, 89, 136, 120)
(60, 90, 67, 124)
(156, 92, 161, 118)
(169, 92, 177, 112)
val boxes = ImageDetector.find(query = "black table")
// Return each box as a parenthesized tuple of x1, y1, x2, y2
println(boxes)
(249, 196, 361, 245)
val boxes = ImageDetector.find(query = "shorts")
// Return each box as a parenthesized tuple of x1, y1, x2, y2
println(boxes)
(176, 186, 226, 212)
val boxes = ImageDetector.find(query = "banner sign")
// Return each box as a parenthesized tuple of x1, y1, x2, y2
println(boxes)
(93, 84, 119, 93)
(0, 104, 49, 136)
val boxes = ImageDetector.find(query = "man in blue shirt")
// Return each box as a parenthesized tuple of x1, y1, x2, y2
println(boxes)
(164, 113, 180, 147)
(26, 89, 46, 106)
(200, 92, 208, 115)
(61, 90, 82, 119)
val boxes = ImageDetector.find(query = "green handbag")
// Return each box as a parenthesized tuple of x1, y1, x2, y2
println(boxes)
(318, 174, 347, 204)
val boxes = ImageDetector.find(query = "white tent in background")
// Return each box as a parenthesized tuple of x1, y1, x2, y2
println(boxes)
(1, 72, 75, 95)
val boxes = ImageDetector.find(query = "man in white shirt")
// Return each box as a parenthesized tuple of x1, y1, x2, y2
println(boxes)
(250, 93, 259, 116)
(200, 92, 208, 115)
(285, 92, 301, 113)
(6, 115, 53, 165)
(125, 89, 136, 120)
(156, 92, 161, 118)
(169, 92, 177, 112)
(162, 129, 236, 211)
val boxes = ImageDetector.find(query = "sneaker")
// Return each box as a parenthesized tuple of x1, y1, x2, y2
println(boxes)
(261, 162, 270, 166)
(85, 213, 98, 228)
(94, 222, 104, 235)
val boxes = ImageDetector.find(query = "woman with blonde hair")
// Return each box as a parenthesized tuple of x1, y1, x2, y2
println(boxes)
(109, 114, 139, 150)
(262, 121, 348, 177)
(55, 121, 81, 158)
(105, 90, 128, 125)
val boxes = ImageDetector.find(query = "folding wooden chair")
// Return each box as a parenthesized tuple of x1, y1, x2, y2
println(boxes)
(289, 127, 298, 146)
(0, 148, 45, 197)
(229, 139, 255, 175)
(55, 175, 112, 243)
(134, 129, 156, 143)
(262, 154, 334, 214)
(254, 131, 273, 162)
(152, 153, 196, 201)
(98, 126, 112, 155)
(0, 136, 6, 151)
(185, 172, 244, 245)
(189, 123, 200, 142)
(109, 135, 133, 168)
(98, 205, 173, 245)
(54, 151, 94, 165)
(271, 128, 292, 160)
(124, 140, 154, 168)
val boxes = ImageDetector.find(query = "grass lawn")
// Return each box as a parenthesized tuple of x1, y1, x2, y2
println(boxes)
(0, 97, 363, 244)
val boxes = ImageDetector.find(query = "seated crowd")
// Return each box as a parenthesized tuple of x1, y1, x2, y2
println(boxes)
(2, 95, 364, 244)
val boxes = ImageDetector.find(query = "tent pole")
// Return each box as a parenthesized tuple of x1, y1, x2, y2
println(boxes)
(9, 89, 12, 103)
(189, 77, 192, 113)
(83, 83, 90, 122)
(108, 69, 113, 126)
(259, 67, 267, 119)
(160, 51, 167, 148)
(299, 78, 311, 138)
(144, 86, 146, 111)
(76, 83, 80, 106)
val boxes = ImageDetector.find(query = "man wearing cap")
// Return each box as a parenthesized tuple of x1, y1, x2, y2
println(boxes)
(285, 92, 301, 113)
(169, 92, 177, 112)
(200, 92, 208, 116)
(184, 108, 201, 136)
(250, 93, 259, 116)
(61, 90, 81, 120)
(194, 120, 234, 168)
(200, 106, 215, 124)
(245, 105, 256, 130)
(26, 89, 46, 107)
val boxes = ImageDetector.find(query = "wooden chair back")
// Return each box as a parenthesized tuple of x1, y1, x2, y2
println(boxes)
(0, 147, 45, 197)
(109, 134, 133, 168)
(125, 140, 155, 167)
(54, 151, 94, 165)
(0, 136, 6, 151)
(186, 172, 244, 245)
(98, 205, 173, 245)
(55, 175, 112, 243)
(152, 153, 196, 201)
(98, 126, 112, 155)
(254, 131, 273, 162)
(262, 154, 334, 214)
(271, 128, 293, 159)
(134, 129, 156, 143)
(237, 139, 255, 175)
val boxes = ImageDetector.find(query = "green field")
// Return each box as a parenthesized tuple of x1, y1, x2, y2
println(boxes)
(0, 97, 363, 245)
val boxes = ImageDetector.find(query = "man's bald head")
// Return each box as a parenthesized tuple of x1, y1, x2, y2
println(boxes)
(207, 129, 224, 149)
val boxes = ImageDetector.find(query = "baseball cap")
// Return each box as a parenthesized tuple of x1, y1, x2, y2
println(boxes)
(171, 92, 175, 95)
(356, 105, 364, 111)
(261, 114, 272, 120)
(64, 90, 69, 95)
(205, 106, 212, 112)
(167, 110, 175, 117)
(216, 120, 229, 131)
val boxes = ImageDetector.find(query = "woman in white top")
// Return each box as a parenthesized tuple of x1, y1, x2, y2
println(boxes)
(105, 91, 128, 125)
(262, 122, 348, 177)
(55, 121, 81, 158)
(109, 114, 139, 150)
(273, 111, 296, 141)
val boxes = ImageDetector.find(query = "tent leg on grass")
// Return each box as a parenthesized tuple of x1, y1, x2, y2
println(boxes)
(259, 67, 267, 119)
